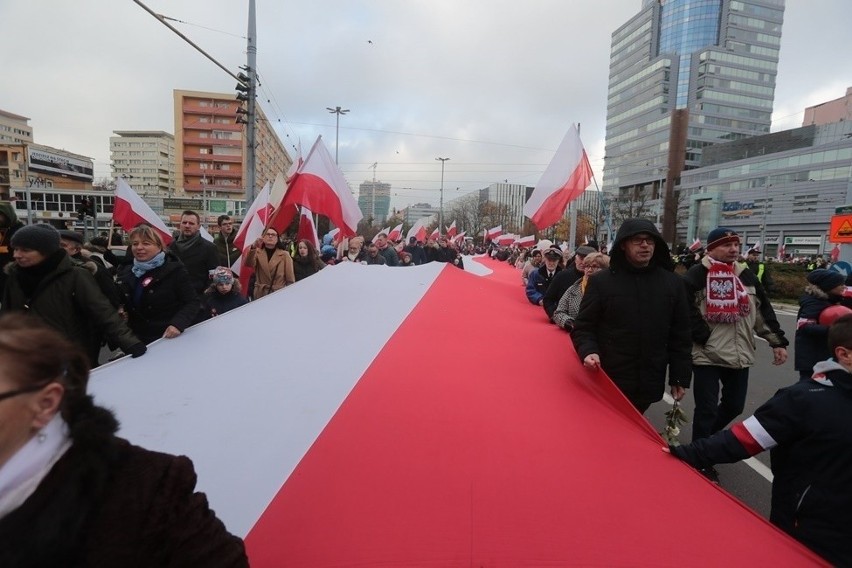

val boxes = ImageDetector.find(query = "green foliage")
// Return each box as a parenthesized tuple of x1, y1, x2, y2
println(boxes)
(765, 261, 808, 302)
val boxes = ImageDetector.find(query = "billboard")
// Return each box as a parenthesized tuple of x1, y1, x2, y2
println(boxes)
(27, 147, 93, 181)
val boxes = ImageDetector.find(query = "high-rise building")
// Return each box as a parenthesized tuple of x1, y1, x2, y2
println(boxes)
(358, 180, 391, 224)
(173, 90, 292, 204)
(110, 131, 176, 197)
(602, 0, 785, 219)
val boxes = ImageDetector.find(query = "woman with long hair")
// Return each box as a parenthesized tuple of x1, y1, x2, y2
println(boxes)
(114, 224, 200, 344)
(292, 239, 325, 282)
(0, 313, 247, 565)
(243, 226, 295, 298)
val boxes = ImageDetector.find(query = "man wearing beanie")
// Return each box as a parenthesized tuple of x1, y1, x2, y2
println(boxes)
(683, 227, 788, 483)
(2, 223, 146, 365)
(572, 218, 692, 414)
(794, 268, 847, 380)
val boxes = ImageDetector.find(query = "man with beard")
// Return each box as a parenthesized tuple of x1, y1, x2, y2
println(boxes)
(572, 219, 692, 413)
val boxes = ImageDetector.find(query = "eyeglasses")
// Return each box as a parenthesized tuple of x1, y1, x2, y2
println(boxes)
(583, 265, 602, 272)
(628, 236, 655, 246)
(0, 382, 49, 403)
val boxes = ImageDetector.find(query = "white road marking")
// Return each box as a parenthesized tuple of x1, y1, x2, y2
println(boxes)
(662, 393, 773, 482)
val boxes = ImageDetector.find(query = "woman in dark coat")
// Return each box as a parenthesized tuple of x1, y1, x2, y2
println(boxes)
(292, 239, 326, 282)
(0, 313, 248, 567)
(115, 224, 200, 345)
(795, 269, 846, 379)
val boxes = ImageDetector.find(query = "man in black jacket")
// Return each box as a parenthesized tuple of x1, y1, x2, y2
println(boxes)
(572, 219, 692, 413)
(543, 245, 595, 320)
(168, 211, 219, 296)
(670, 315, 852, 566)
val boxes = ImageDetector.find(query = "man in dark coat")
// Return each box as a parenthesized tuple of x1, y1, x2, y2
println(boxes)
(168, 210, 219, 296)
(794, 268, 845, 379)
(543, 245, 595, 320)
(526, 246, 564, 307)
(670, 315, 852, 566)
(0, 201, 24, 297)
(2, 224, 146, 364)
(572, 218, 692, 413)
(403, 236, 427, 265)
(59, 230, 121, 307)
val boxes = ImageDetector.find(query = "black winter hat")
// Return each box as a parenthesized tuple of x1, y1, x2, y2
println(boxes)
(706, 227, 740, 251)
(10, 224, 61, 255)
(807, 269, 845, 293)
(59, 230, 84, 245)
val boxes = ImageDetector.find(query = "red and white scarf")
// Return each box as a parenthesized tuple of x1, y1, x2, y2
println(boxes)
(705, 259, 750, 323)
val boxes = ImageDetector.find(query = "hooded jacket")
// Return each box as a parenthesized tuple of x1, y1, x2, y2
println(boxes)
(2, 251, 142, 361)
(572, 219, 692, 410)
(794, 284, 840, 374)
(671, 360, 852, 566)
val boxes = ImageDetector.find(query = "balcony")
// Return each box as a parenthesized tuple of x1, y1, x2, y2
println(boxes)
(182, 103, 238, 117)
(183, 136, 242, 147)
(184, 152, 242, 163)
(184, 184, 244, 194)
(184, 167, 243, 179)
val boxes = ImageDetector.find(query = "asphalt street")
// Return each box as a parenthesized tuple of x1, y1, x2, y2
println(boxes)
(646, 303, 800, 521)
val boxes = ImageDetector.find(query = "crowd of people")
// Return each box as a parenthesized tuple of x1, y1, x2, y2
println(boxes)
(2, 199, 850, 564)
(503, 218, 851, 565)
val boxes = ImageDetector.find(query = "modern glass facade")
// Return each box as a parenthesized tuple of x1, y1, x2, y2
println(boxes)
(603, 0, 785, 210)
(358, 180, 391, 224)
(680, 121, 852, 257)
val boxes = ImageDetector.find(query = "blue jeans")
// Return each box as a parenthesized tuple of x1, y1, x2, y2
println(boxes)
(691, 365, 750, 442)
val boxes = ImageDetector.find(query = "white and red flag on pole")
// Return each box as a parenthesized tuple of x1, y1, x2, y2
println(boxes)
(453, 231, 466, 245)
(516, 235, 536, 248)
(429, 227, 440, 241)
(446, 220, 457, 239)
(297, 206, 321, 250)
(486, 225, 503, 241)
(496, 234, 516, 246)
(113, 177, 173, 245)
(688, 238, 703, 252)
(285, 140, 303, 182)
(831, 243, 841, 263)
(406, 218, 427, 243)
(523, 124, 593, 230)
(231, 182, 273, 294)
(269, 136, 363, 237)
(373, 227, 390, 244)
(387, 223, 404, 242)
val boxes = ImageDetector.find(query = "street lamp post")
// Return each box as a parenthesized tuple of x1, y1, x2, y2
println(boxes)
(201, 176, 208, 224)
(326, 106, 350, 165)
(436, 157, 450, 231)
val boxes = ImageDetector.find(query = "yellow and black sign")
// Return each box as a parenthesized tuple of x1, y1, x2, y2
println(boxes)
(830, 214, 852, 243)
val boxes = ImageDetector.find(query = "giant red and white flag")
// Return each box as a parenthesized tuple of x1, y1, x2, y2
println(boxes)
(269, 136, 362, 237)
(523, 124, 593, 230)
(296, 206, 321, 250)
(445, 220, 457, 239)
(406, 218, 427, 243)
(387, 223, 404, 242)
(90, 258, 824, 566)
(113, 177, 173, 245)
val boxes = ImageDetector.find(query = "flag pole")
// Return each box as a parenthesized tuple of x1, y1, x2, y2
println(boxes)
(567, 123, 581, 253)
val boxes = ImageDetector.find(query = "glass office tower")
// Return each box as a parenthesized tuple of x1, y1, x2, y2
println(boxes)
(602, 0, 785, 203)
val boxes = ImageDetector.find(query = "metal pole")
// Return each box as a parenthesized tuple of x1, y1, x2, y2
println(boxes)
(436, 157, 449, 231)
(760, 184, 770, 262)
(568, 123, 581, 251)
(245, 0, 257, 205)
(326, 106, 350, 165)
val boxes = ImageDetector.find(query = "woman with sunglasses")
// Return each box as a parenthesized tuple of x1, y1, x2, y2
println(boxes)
(0, 313, 247, 566)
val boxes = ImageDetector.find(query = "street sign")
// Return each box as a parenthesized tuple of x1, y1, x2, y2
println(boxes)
(830, 214, 852, 244)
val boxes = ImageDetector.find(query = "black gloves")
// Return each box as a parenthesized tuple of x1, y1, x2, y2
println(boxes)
(127, 343, 147, 358)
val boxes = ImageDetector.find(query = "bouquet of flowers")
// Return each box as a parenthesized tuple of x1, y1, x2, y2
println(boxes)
(663, 400, 689, 446)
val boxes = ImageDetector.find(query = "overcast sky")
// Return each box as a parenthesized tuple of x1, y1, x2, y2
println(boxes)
(3, 0, 851, 210)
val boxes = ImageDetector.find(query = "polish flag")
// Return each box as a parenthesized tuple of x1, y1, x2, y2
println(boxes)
(373, 227, 390, 244)
(269, 135, 363, 237)
(297, 206, 321, 250)
(387, 223, 404, 242)
(453, 231, 466, 245)
(523, 124, 593, 230)
(688, 238, 703, 252)
(496, 234, 515, 246)
(231, 182, 273, 294)
(285, 140, 303, 182)
(486, 225, 503, 241)
(326, 227, 341, 246)
(516, 235, 536, 248)
(778, 242, 786, 258)
(406, 218, 427, 243)
(90, 258, 823, 566)
(446, 220, 457, 239)
(831, 243, 841, 263)
(429, 227, 441, 241)
(113, 177, 173, 245)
